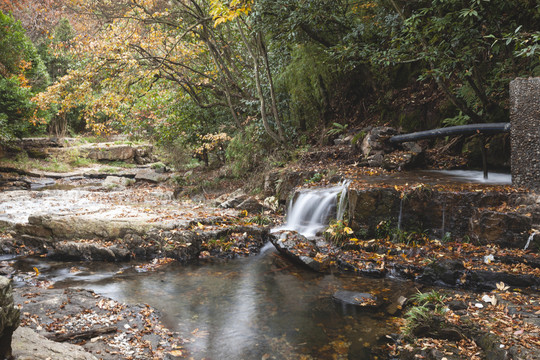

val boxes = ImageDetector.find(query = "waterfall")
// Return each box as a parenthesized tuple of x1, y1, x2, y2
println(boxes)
(524, 232, 536, 251)
(397, 197, 404, 231)
(441, 204, 446, 238)
(273, 180, 350, 238)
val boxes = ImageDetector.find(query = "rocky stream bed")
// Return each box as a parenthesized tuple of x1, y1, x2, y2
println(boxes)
(0, 152, 539, 359)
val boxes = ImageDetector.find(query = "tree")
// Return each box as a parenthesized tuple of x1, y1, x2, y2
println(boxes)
(379, 0, 540, 124)
(0, 10, 49, 140)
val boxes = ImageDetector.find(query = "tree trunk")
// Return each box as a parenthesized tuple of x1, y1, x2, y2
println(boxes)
(237, 21, 284, 144)
(258, 33, 286, 142)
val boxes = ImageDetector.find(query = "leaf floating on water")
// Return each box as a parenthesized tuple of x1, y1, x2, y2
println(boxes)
(33, 267, 40, 277)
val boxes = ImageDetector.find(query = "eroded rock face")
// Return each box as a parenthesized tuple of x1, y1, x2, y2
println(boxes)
(348, 188, 400, 235)
(348, 187, 531, 247)
(86, 145, 135, 161)
(0, 276, 20, 359)
(470, 210, 532, 248)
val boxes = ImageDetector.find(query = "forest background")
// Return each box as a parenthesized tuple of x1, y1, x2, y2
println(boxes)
(1, 0, 539, 176)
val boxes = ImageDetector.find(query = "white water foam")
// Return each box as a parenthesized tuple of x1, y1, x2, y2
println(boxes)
(272, 180, 350, 238)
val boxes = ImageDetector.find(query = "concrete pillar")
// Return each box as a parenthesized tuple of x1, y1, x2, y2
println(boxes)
(510, 77, 540, 189)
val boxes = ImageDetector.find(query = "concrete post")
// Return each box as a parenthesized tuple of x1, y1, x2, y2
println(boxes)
(510, 77, 540, 189)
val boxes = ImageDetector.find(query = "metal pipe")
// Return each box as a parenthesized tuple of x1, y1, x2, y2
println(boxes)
(388, 123, 510, 143)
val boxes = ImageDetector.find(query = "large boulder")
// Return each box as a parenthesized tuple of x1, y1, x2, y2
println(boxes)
(12, 327, 98, 360)
(17, 214, 159, 241)
(80, 144, 154, 164)
(102, 176, 133, 189)
(134, 169, 170, 183)
(86, 145, 135, 161)
(0, 276, 20, 359)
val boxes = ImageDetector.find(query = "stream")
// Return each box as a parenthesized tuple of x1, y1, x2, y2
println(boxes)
(3, 169, 513, 359)
(12, 250, 411, 359)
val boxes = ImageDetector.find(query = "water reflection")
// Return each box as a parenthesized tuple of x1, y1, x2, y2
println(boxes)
(14, 248, 412, 359)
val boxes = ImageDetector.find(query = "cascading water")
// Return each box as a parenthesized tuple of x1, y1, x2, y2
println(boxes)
(273, 180, 351, 238)
(524, 232, 537, 251)
(397, 197, 404, 231)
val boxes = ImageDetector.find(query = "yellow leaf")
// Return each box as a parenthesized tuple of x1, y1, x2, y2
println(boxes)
(33, 267, 40, 277)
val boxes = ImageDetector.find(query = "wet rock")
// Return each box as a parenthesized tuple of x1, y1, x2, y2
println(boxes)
(270, 232, 330, 272)
(348, 188, 400, 235)
(416, 258, 540, 290)
(0, 262, 15, 277)
(467, 270, 540, 291)
(0, 276, 20, 359)
(48, 242, 122, 262)
(416, 259, 465, 287)
(333, 290, 379, 308)
(19, 214, 159, 241)
(411, 315, 464, 341)
(510, 77, 540, 190)
(12, 327, 98, 360)
(386, 296, 408, 316)
(448, 300, 468, 311)
(0, 178, 31, 191)
(469, 210, 532, 248)
(14, 286, 182, 360)
(348, 187, 513, 240)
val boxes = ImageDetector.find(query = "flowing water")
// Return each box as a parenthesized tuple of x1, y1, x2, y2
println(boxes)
(13, 251, 411, 359)
(7, 172, 507, 358)
(360, 169, 511, 186)
(272, 181, 350, 237)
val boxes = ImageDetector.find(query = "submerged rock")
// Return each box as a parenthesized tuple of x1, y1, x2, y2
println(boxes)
(333, 290, 379, 308)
